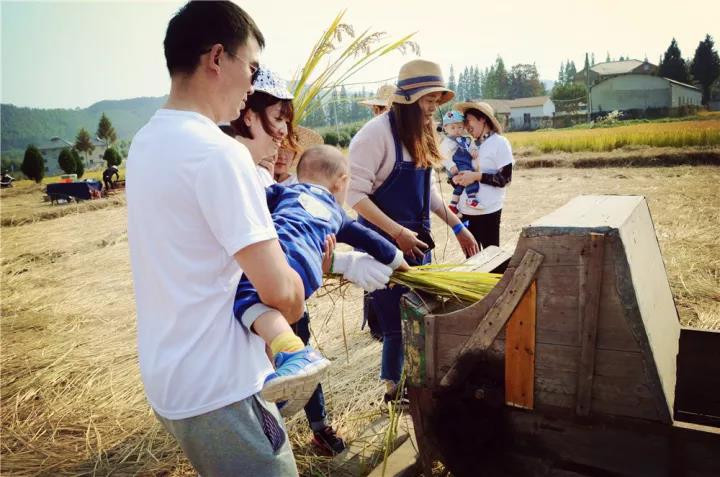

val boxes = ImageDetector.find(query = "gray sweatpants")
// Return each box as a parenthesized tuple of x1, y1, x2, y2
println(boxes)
(155, 394, 298, 477)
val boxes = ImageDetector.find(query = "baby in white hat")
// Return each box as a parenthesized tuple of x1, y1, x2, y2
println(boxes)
(439, 111, 478, 214)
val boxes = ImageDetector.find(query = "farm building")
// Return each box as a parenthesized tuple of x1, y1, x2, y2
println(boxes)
(507, 96, 555, 130)
(590, 74, 702, 113)
(478, 96, 556, 131)
(36, 137, 107, 175)
(575, 59, 658, 85)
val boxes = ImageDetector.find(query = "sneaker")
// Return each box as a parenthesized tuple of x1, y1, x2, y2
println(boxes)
(312, 426, 346, 455)
(261, 346, 330, 405)
(448, 203, 459, 215)
(466, 198, 483, 210)
(383, 385, 410, 409)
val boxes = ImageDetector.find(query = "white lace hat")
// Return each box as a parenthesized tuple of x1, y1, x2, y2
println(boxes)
(252, 66, 293, 100)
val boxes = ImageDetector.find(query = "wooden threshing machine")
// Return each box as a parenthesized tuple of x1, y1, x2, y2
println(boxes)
(401, 195, 720, 476)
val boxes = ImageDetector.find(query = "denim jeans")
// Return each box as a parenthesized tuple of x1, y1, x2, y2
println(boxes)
(291, 312, 327, 431)
(367, 285, 406, 383)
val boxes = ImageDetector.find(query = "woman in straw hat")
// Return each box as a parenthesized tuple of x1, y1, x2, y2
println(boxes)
(274, 126, 324, 186)
(358, 84, 395, 116)
(348, 59, 480, 403)
(451, 101, 514, 249)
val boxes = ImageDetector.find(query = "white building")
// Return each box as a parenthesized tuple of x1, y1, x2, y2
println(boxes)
(507, 96, 555, 130)
(36, 137, 107, 176)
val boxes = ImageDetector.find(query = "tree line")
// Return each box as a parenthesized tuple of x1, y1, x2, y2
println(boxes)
(19, 113, 123, 183)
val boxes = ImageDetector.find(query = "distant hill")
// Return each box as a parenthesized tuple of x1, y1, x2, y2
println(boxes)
(1, 96, 167, 153)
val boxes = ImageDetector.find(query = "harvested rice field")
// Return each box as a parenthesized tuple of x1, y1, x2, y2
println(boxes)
(1, 164, 718, 476)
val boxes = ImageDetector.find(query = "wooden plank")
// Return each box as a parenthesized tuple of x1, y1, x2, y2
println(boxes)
(674, 327, 720, 427)
(429, 266, 516, 336)
(505, 281, 536, 409)
(366, 436, 420, 477)
(424, 316, 437, 387)
(575, 233, 606, 416)
(440, 250, 544, 388)
(407, 387, 436, 477)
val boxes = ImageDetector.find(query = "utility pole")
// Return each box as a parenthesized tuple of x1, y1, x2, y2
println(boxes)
(586, 52, 592, 123)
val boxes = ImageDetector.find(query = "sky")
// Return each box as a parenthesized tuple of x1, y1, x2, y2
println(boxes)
(1, 0, 719, 109)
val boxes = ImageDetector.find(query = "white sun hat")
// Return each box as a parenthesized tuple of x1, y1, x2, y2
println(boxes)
(252, 66, 294, 100)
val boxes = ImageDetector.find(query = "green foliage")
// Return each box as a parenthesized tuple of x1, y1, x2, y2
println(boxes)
(96, 113, 117, 145)
(58, 148, 77, 174)
(552, 82, 587, 112)
(659, 38, 691, 83)
(508, 64, 545, 99)
(74, 128, 95, 156)
(323, 131, 339, 146)
(103, 147, 122, 167)
(691, 34, 720, 104)
(21, 145, 44, 183)
(72, 149, 84, 178)
(1, 96, 166, 154)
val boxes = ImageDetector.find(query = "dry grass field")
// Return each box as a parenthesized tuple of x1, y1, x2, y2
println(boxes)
(1, 164, 719, 476)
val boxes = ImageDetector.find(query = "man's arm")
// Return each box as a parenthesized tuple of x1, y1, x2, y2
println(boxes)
(234, 239, 305, 324)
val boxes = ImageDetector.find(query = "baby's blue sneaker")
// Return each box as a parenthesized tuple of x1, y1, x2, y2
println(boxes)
(261, 346, 330, 411)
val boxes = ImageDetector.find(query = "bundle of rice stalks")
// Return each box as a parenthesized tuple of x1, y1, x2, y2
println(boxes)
(390, 264, 502, 304)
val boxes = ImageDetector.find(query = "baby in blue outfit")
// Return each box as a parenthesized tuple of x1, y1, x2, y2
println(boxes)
(439, 110, 478, 214)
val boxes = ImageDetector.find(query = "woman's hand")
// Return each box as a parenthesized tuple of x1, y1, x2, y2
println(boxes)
(394, 226, 428, 261)
(452, 171, 482, 187)
(258, 154, 277, 175)
(456, 227, 480, 258)
(321, 234, 337, 274)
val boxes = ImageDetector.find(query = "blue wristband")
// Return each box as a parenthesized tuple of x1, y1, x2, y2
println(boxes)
(452, 222, 466, 235)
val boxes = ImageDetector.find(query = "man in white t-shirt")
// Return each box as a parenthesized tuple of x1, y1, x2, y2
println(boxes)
(126, 3, 301, 475)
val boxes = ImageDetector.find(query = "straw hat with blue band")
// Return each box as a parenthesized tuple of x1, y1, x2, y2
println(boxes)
(390, 59, 455, 105)
(453, 101, 503, 134)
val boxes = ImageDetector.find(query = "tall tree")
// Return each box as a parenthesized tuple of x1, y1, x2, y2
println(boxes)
(691, 34, 720, 104)
(659, 38, 691, 83)
(448, 65, 457, 93)
(493, 56, 510, 98)
(565, 61, 577, 83)
(469, 66, 481, 99)
(21, 145, 44, 183)
(71, 149, 84, 178)
(74, 128, 95, 163)
(96, 113, 117, 145)
(58, 148, 76, 174)
(557, 61, 566, 85)
(508, 64, 544, 99)
(552, 83, 587, 113)
(103, 147, 122, 167)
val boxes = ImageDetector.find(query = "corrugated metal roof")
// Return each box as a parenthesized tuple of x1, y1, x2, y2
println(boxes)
(37, 137, 107, 151)
(665, 78, 701, 91)
(590, 59, 645, 75)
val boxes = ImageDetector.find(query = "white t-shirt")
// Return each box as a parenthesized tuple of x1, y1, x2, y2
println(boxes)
(256, 165, 275, 187)
(278, 174, 298, 186)
(458, 133, 514, 216)
(126, 109, 276, 420)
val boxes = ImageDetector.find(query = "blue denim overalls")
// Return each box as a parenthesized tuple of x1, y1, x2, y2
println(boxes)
(358, 111, 432, 383)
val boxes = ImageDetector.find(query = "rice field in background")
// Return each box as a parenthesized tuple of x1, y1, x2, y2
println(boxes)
(1, 164, 719, 475)
(507, 118, 720, 153)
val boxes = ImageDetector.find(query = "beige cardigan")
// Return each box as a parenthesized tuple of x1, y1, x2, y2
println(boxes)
(347, 113, 445, 215)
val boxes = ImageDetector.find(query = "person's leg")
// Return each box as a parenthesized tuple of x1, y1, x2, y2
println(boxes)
(155, 395, 298, 477)
(369, 286, 405, 385)
(466, 210, 502, 249)
(363, 294, 383, 341)
(291, 312, 346, 455)
(290, 313, 326, 429)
